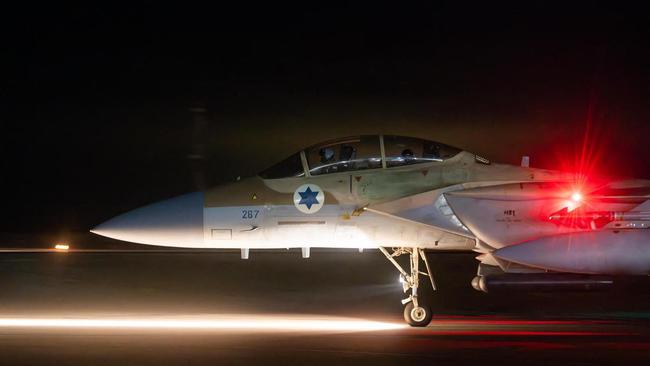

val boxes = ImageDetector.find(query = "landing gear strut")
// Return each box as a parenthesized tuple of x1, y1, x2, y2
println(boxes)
(379, 247, 436, 327)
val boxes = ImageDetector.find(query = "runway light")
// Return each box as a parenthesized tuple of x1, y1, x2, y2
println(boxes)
(0, 315, 403, 332)
(54, 243, 69, 251)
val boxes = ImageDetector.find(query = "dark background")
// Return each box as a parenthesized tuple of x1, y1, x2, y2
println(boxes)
(2, 2, 650, 243)
(2, 6, 650, 364)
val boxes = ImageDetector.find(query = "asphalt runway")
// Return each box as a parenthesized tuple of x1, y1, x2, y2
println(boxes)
(0, 315, 647, 365)
(0, 240, 649, 365)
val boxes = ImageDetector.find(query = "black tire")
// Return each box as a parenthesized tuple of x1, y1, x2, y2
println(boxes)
(403, 301, 432, 327)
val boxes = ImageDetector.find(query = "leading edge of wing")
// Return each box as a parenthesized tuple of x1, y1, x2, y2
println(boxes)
(365, 184, 476, 240)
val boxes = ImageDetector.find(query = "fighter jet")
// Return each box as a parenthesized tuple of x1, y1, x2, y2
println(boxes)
(92, 135, 650, 326)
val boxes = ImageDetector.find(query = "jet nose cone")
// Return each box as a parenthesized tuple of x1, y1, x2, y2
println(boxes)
(91, 192, 204, 247)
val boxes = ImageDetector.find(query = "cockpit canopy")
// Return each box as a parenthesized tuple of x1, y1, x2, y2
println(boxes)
(259, 135, 463, 179)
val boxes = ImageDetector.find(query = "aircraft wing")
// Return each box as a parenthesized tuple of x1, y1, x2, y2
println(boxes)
(365, 184, 477, 250)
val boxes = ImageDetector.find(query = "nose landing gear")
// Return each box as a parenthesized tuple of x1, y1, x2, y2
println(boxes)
(403, 300, 432, 327)
(379, 247, 436, 327)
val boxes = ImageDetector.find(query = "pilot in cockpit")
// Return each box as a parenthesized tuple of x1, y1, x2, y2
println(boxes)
(319, 147, 335, 164)
(401, 148, 416, 164)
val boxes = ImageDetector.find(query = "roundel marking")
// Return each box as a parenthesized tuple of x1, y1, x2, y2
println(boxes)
(293, 184, 325, 214)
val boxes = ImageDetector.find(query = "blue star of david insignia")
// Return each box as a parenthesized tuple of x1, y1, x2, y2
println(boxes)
(298, 186, 320, 210)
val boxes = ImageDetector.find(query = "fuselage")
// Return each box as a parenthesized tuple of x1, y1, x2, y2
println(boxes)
(91, 141, 574, 250)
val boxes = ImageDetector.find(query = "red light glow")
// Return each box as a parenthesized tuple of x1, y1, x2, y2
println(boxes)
(571, 192, 583, 202)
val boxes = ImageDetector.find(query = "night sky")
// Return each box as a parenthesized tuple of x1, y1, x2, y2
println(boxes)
(3, 2, 650, 240)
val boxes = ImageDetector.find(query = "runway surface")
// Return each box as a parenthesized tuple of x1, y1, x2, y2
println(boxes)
(0, 314, 647, 365)
(0, 240, 648, 365)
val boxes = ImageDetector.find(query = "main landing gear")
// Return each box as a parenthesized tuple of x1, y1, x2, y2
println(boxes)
(379, 247, 436, 327)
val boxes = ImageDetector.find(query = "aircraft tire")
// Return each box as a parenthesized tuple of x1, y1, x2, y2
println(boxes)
(403, 301, 432, 327)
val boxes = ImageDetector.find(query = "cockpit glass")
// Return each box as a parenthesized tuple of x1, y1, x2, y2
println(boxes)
(306, 136, 382, 176)
(260, 135, 461, 178)
(258, 152, 305, 179)
(384, 135, 461, 167)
